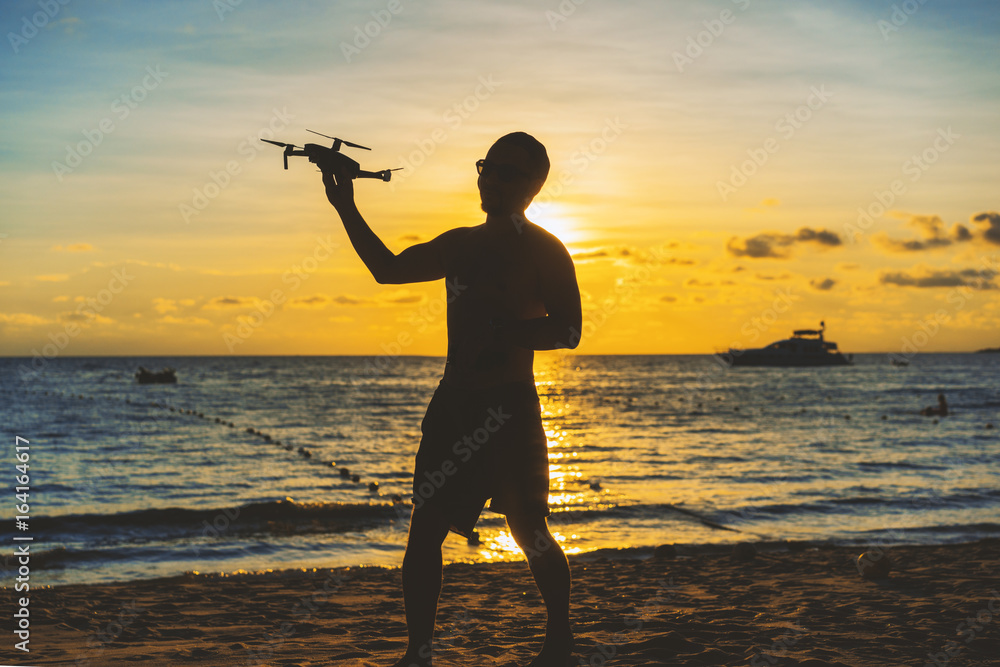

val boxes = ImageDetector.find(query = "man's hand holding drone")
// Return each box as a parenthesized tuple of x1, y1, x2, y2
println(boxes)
(313, 150, 356, 212)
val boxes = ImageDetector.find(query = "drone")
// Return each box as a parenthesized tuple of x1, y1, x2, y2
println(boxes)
(261, 130, 401, 182)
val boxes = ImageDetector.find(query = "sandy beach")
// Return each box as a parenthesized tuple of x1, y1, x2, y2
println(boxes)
(5, 539, 999, 666)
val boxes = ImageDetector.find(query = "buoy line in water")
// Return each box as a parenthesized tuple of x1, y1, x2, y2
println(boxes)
(11, 386, 404, 503)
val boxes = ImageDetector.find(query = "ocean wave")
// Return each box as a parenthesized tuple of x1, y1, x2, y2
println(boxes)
(853, 523, 1000, 543)
(855, 460, 948, 471)
(721, 489, 1000, 518)
(4, 499, 406, 545)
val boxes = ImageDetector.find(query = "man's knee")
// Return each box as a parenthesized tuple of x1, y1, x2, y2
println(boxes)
(506, 510, 546, 532)
(407, 504, 450, 548)
(506, 514, 556, 557)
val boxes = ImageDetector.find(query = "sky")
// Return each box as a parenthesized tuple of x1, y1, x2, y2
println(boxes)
(1, 0, 999, 357)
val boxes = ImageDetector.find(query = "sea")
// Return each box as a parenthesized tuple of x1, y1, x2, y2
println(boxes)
(1, 353, 998, 586)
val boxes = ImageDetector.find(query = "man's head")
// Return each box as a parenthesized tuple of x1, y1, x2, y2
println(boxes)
(477, 132, 549, 217)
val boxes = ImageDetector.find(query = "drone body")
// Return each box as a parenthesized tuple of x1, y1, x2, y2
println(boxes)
(262, 130, 400, 182)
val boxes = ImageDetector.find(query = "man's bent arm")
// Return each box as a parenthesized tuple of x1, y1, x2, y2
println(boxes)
(502, 315, 581, 350)
(501, 239, 582, 350)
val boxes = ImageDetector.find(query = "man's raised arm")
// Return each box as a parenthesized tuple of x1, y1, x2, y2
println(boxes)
(322, 169, 447, 285)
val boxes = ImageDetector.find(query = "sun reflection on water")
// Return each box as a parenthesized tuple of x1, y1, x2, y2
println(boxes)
(510, 356, 603, 560)
(477, 529, 582, 561)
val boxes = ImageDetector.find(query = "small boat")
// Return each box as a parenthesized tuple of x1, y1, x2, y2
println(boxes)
(727, 321, 851, 367)
(920, 394, 948, 417)
(135, 366, 177, 384)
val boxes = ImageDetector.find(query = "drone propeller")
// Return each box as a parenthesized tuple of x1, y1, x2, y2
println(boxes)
(260, 139, 300, 149)
(306, 129, 370, 151)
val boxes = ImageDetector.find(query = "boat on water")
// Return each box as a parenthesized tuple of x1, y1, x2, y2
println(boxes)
(727, 322, 852, 367)
(135, 366, 177, 384)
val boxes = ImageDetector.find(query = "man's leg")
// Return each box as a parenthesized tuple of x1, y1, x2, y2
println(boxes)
(392, 503, 451, 667)
(506, 512, 573, 665)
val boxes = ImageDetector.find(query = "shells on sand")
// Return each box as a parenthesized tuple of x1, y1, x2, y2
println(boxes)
(856, 551, 891, 579)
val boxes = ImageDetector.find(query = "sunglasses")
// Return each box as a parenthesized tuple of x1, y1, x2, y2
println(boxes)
(476, 159, 529, 183)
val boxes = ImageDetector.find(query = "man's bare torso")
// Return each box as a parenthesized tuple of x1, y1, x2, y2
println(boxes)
(441, 221, 557, 389)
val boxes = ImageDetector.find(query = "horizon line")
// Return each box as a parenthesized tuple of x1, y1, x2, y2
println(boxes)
(2, 350, 998, 359)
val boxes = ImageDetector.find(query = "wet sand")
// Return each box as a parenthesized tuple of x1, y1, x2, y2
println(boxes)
(5, 539, 1000, 666)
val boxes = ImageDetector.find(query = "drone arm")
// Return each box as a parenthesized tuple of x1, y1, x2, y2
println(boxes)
(356, 169, 392, 182)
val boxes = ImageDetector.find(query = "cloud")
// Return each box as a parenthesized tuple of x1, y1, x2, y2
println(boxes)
(879, 267, 997, 289)
(378, 290, 425, 305)
(794, 228, 842, 246)
(59, 312, 113, 325)
(911, 215, 947, 238)
(0, 313, 50, 327)
(660, 295, 677, 303)
(52, 243, 95, 252)
(152, 298, 179, 315)
(289, 294, 331, 309)
(572, 246, 646, 262)
(726, 227, 842, 259)
(203, 296, 256, 309)
(34, 274, 70, 282)
(810, 278, 836, 291)
(331, 290, 426, 307)
(972, 212, 1000, 245)
(333, 295, 372, 306)
(594, 246, 692, 266)
(571, 249, 613, 261)
(872, 214, 973, 253)
(872, 235, 949, 252)
(744, 198, 782, 214)
(158, 315, 212, 326)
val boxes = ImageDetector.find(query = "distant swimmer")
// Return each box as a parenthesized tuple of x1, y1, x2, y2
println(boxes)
(920, 393, 948, 417)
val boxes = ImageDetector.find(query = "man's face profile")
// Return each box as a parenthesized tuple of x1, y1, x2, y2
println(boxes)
(477, 140, 544, 217)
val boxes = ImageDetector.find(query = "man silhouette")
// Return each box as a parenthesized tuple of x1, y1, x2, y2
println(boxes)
(319, 132, 581, 666)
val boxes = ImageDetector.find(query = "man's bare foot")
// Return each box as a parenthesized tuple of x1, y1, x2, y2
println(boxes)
(389, 651, 431, 667)
(527, 626, 574, 667)
(389, 643, 433, 667)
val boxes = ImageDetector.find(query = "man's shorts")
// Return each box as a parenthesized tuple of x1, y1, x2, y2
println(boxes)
(412, 379, 550, 537)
